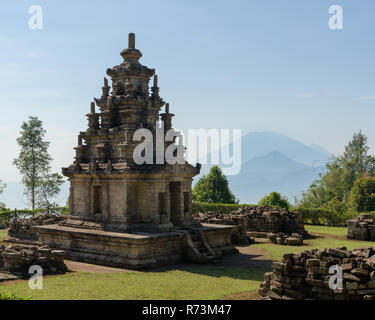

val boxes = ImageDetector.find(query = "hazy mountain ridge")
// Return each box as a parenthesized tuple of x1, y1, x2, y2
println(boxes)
(198, 131, 331, 204)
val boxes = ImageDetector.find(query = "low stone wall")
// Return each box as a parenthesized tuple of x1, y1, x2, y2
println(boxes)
(0, 244, 68, 275)
(194, 206, 307, 238)
(8, 213, 67, 242)
(259, 246, 375, 300)
(267, 232, 303, 246)
(347, 214, 375, 241)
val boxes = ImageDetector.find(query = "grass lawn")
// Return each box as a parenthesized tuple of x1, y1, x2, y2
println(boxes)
(0, 229, 8, 243)
(1, 224, 375, 300)
(253, 225, 374, 261)
(304, 225, 348, 237)
(0, 267, 264, 300)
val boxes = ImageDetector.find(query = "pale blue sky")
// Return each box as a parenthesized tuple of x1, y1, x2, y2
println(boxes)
(0, 0, 374, 181)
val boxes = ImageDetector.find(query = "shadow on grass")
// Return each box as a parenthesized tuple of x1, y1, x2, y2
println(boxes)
(149, 250, 272, 281)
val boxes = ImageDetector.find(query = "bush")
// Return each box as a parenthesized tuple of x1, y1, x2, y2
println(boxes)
(0, 207, 68, 224)
(295, 206, 358, 226)
(348, 175, 375, 212)
(192, 201, 255, 214)
(258, 191, 290, 209)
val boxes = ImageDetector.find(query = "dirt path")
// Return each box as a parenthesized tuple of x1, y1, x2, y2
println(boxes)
(220, 246, 271, 269)
(64, 260, 138, 274)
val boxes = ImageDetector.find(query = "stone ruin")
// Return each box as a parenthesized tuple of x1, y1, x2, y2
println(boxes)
(267, 232, 303, 246)
(259, 246, 375, 300)
(8, 214, 67, 243)
(194, 206, 308, 239)
(347, 213, 375, 241)
(33, 33, 237, 269)
(0, 244, 67, 275)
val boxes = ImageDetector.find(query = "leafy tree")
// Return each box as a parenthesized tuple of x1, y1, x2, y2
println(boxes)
(192, 166, 237, 204)
(0, 180, 6, 210)
(348, 175, 375, 212)
(13, 116, 64, 210)
(298, 131, 375, 209)
(36, 173, 65, 212)
(258, 191, 290, 209)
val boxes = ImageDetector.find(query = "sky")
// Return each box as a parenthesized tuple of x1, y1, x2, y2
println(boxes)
(0, 0, 374, 182)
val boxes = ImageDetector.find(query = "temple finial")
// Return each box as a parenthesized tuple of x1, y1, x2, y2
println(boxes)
(128, 33, 135, 49)
(91, 102, 95, 114)
(166, 103, 169, 113)
(104, 77, 108, 87)
(153, 75, 158, 87)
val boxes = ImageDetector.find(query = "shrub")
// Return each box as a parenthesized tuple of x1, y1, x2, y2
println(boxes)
(348, 175, 375, 212)
(295, 206, 358, 226)
(258, 191, 290, 209)
(0, 207, 68, 224)
(192, 201, 255, 214)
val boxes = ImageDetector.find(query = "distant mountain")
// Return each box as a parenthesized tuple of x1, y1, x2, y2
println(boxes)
(240, 132, 331, 166)
(227, 151, 326, 204)
(196, 131, 331, 204)
(236, 151, 309, 181)
(0, 181, 69, 210)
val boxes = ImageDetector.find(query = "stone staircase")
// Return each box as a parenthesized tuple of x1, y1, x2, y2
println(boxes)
(181, 228, 222, 264)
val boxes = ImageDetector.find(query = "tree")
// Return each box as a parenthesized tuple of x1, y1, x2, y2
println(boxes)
(298, 131, 375, 209)
(192, 166, 237, 204)
(0, 180, 6, 210)
(348, 175, 375, 212)
(258, 191, 290, 209)
(13, 116, 64, 210)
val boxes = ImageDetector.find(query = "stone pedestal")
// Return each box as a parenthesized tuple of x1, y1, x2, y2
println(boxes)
(34, 223, 236, 269)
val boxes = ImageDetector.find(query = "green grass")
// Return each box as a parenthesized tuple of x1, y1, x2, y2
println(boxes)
(1, 224, 374, 300)
(0, 267, 264, 300)
(304, 225, 348, 236)
(0, 229, 8, 243)
(253, 225, 374, 261)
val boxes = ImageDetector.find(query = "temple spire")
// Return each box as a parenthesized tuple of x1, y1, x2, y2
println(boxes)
(128, 33, 135, 49)
(91, 102, 95, 114)
(153, 75, 158, 87)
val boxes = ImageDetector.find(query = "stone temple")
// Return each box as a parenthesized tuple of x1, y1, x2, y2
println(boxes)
(35, 33, 236, 269)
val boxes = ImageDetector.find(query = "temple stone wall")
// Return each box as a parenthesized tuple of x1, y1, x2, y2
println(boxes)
(259, 247, 375, 300)
(8, 214, 68, 242)
(194, 206, 308, 238)
(347, 214, 375, 241)
(0, 244, 67, 275)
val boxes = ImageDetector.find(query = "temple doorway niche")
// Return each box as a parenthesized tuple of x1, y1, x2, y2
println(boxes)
(183, 192, 191, 214)
(93, 185, 102, 214)
(169, 182, 182, 225)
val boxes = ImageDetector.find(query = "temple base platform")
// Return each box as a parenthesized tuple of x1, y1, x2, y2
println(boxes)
(34, 223, 237, 269)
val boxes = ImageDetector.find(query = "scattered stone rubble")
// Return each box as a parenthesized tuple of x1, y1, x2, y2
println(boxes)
(0, 244, 67, 275)
(267, 232, 303, 246)
(259, 246, 375, 300)
(347, 213, 375, 241)
(194, 206, 308, 239)
(8, 213, 67, 242)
